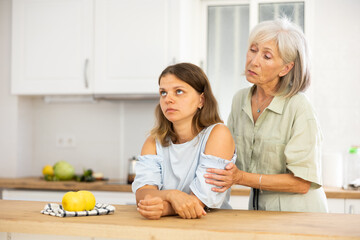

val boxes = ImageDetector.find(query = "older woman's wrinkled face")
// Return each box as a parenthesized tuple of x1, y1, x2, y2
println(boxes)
(245, 40, 292, 88)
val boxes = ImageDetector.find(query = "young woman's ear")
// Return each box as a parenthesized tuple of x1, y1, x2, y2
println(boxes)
(279, 62, 294, 77)
(198, 93, 205, 109)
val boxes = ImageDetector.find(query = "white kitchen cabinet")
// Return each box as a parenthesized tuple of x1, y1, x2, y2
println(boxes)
(345, 199, 360, 214)
(327, 198, 360, 214)
(1, 189, 136, 205)
(2, 233, 138, 240)
(11, 0, 93, 95)
(4, 233, 131, 240)
(94, 0, 177, 95)
(8, 233, 131, 240)
(327, 198, 345, 214)
(231, 196, 360, 213)
(11, 0, 180, 95)
(0, 233, 6, 240)
(229, 195, 249, 210)
(8, 233, 91, 240)
(231, 197, 360, 214)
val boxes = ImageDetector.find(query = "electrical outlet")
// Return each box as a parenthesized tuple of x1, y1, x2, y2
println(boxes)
(56, 134, 76, 148)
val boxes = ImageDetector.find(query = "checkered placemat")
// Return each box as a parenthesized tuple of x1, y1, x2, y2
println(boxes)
(41, 203, 115, 217)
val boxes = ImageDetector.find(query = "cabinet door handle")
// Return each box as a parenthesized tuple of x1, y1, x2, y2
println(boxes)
(84, 59, 89, 88)
(349, 205, 354, 214)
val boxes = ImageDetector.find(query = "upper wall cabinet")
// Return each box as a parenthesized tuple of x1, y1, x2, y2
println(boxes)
(94, 0, 173, 95)
(11, 0, 93, 95)
(11, 0, 179, 95)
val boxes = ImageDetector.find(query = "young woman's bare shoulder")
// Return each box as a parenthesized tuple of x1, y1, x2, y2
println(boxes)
(141, 136, 157, 155)
(205, 124, 235, 160)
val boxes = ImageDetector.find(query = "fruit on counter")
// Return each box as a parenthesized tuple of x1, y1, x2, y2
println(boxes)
(42, 165, 54, 176)
(75, 168, 95, 182)
(62, 190, 96, 211)
(42, 165, 55, 181)
(78, 190, 96, 210)
(53, 160, 75, 180)
(42, 163, 105, 182)
(62, 191, 86, 211)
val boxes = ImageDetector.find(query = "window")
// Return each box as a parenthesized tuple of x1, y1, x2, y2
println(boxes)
(259, 2, 304, 31)
(206, 4, 250, 121)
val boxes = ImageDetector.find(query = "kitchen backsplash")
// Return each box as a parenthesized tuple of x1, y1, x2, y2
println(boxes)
(31, 98, 158, 181)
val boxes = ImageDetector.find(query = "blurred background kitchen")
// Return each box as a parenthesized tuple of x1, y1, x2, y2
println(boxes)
(0, 0, 359, 189)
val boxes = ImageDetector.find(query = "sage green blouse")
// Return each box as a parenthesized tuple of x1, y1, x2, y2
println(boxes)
(228, 86, 328, 213)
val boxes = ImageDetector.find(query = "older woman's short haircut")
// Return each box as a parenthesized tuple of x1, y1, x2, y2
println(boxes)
(248, 18, 310, 97)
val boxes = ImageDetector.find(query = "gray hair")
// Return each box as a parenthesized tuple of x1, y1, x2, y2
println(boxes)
(248, 18, 310, 97)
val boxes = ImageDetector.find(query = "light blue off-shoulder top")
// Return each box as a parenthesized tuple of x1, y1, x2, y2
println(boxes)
(132, 123, 237, 209)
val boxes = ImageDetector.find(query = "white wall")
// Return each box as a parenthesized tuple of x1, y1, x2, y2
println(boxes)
(30, 98, 156, 181)
(311, 0, 360, 163)
(0, 0, 359, 182)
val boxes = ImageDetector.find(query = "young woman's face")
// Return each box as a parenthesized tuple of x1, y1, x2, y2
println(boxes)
(159, 74, 203, 125)
(245, 40, 292, 89)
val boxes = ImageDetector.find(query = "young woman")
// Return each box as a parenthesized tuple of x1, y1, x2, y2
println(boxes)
(132, 63, 236, 219)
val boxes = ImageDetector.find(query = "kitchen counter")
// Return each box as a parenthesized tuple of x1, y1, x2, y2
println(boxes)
(1, 177, 360, 199)
(1, 200, 360, 240)
(0, 177, 132, 192)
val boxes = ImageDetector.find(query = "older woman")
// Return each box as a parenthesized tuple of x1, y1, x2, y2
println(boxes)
(204, 18, 328, 212)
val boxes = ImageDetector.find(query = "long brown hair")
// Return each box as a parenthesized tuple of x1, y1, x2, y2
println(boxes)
(151, 63, 222, 146)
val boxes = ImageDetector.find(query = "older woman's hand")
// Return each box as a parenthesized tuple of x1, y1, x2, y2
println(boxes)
(204, 163, 243, 193)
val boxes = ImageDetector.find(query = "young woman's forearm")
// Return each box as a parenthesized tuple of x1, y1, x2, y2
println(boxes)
(136, 186, 202, 203)
(161, 200, 176, 216)
(136, 186, 206, 218)
(136, 188, 158, 203)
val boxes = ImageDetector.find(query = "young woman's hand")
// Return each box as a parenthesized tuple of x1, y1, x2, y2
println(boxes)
(167, 190, 206, 219)
(137, 194, 164, 220)
(204, 162, 243, 192)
